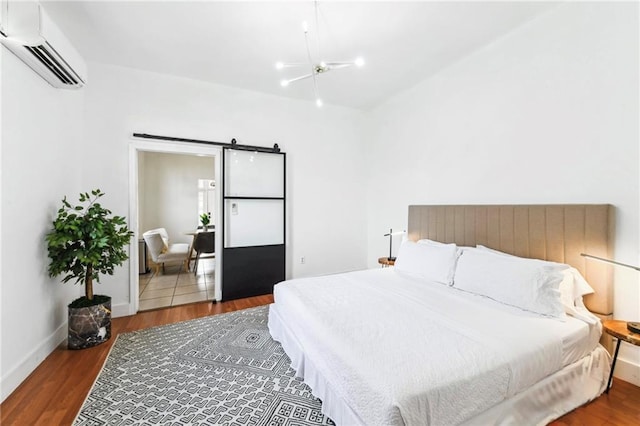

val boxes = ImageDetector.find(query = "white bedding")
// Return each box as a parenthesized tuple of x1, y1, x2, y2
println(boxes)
(268, 268, 604, 426)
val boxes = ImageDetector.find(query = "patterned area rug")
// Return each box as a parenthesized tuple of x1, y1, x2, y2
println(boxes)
(74, 306, 333, 425)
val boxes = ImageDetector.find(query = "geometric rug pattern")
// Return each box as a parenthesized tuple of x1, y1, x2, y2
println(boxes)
(74, 306, 334, 425)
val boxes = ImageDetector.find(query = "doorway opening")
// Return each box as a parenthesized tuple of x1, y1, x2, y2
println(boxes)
(129, 140, 222, 314)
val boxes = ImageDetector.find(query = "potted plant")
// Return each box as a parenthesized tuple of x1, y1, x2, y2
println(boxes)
(200, 212, 211, 231)
(46, 189, 133, 350)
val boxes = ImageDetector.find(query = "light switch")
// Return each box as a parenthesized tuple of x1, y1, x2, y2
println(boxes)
(231, 202, 238, 215)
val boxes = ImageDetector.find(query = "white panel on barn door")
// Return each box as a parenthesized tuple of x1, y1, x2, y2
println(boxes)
(225, 150, 284, 198)
(224, 199, 284, 247)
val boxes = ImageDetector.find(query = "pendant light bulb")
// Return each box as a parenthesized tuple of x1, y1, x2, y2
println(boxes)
(316, 98, 323, 107)
(275, 62, 284, 70)
(280, 79, 289, 87)
(302, 21, 309, 33)
(355, 57, 365, 67)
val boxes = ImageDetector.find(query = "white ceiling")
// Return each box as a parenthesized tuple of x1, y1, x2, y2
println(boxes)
(42, 1, 558, 110)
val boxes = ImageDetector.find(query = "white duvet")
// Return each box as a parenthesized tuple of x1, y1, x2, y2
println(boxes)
(268, 268, 600, 426)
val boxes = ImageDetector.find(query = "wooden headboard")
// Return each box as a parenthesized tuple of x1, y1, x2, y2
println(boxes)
(407, 205, 614, 317)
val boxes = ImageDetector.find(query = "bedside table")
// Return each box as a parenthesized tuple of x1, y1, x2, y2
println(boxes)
(602, 320, 640, 393)
(378, 257, 395, 267)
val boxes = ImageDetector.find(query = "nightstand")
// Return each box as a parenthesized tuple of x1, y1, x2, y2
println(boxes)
(602, 320, 640, 393)
(378, 257, 395, 267)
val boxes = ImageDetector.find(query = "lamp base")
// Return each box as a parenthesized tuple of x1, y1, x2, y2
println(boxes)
(387, 256, 396, 261)
(627, 322, 640, 334)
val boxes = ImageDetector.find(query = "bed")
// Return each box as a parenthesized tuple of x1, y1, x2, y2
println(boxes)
(269, 205, 614, 425)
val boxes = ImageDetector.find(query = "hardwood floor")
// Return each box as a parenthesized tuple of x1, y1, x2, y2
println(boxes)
(1, 295, 639, 425)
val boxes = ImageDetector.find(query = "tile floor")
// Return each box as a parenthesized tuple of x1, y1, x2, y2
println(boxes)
(138, 258, 215, 311)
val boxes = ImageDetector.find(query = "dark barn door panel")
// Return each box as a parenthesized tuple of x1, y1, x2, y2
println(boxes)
(222, 245, 285, 300)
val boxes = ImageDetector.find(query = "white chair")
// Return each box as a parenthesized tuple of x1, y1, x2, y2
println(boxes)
(142, 228, 189, 274)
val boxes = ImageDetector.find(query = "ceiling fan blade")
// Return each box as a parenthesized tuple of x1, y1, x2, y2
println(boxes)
(276, 62, 308, 69)
(303, 20, 322, 106)
(312, 74, 322, 107)
(326, 57, 365, 68)
(324, 61, 356, 66)
(325, 63, 353, 71)
(282, 73, 314, 85)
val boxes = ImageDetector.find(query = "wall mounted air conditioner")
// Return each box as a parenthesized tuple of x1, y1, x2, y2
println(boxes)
(0, 1, 86, 89)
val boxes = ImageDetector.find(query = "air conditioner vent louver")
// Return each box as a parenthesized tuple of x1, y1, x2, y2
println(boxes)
(24, 43, 82, 86)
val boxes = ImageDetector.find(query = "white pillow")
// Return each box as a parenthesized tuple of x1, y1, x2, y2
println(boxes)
(569, 268, 595, 299)
(419, 239, 473, 258)
(476, 245, 596, 321)
(394, 240, 458, 285)
(558, 268, 597, 324)
(454, 248, 566, 319)
(417, 239, 452, 246)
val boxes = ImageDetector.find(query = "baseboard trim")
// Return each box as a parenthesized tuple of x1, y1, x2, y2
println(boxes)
(614, 357, 640, 387)
(111, 302, 133, 318)
(0, 321, 67, 403)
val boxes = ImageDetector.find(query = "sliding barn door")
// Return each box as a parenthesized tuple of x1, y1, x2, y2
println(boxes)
(221, 148, 286, 301)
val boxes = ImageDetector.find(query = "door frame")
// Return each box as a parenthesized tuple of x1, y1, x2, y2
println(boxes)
(128, 138, 222, 315)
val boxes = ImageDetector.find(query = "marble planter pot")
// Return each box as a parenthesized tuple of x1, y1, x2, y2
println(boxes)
(68, 296, 112, 350)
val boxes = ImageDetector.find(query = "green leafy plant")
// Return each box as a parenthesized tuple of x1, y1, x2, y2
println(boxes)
(200, 212, 211, 227)
(46, 189, 133, 305)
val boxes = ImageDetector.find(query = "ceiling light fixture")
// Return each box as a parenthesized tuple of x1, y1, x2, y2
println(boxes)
(276, 0, 364, 107)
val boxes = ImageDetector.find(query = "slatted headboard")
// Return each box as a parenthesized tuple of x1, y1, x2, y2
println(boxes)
(407, 205, 614, 318)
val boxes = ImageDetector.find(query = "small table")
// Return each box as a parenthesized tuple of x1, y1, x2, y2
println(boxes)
(602, 320, 640, 393)
(378, 257, 395, 267)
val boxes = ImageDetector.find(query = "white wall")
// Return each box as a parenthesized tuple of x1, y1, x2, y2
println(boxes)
(365, 2, 639, 384)
(0, 48, 85, 400)
(83, 62, 369, 311)
(139, 151, 215, 244)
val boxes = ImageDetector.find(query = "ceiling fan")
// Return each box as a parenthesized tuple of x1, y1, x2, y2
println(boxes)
(276, 1, 364, 107)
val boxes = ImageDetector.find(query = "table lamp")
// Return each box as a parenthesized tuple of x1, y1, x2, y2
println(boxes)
(581, 253, 640, 334)
(384, 228, 405, 261)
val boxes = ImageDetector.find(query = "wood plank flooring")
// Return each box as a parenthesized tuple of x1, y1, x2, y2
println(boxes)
(1, 295, 639, 425)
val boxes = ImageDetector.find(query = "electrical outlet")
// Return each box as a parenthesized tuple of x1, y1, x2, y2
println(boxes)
(300, 256, 305, 264)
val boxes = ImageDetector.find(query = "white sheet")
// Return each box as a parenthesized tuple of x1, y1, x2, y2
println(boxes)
(461, 345, 610, 425)
(269, 268, 603, 426)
